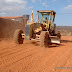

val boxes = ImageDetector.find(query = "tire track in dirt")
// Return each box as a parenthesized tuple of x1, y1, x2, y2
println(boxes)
(0, 46, 41, 71)
(0, 40, 38, 58)
(24, 44, 68, 72)
(0, 36, 72, 72)
(0, 43, 63, 71)
(59, 46, 72, 72)
(0, 40, 60, 72)
(0, 43, 41, 68)
(0, 43, 32, 58)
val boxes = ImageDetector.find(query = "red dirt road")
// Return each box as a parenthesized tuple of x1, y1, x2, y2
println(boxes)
(0, 36, 72, 72)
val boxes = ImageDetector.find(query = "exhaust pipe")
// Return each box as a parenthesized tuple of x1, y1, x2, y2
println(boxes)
(32, 9, 33, 22)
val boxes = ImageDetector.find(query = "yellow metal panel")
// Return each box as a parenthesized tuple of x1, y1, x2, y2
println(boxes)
(37, 10, 56, 14)
(29, 23, 41, 38)
(48, 13, 51, 29)
(51, 12, 53, 29)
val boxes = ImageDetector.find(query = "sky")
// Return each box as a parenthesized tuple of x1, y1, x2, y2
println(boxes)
(0, 0, 72, 26)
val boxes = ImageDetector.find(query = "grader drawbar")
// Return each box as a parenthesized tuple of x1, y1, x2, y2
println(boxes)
(14, 10, 61, 47)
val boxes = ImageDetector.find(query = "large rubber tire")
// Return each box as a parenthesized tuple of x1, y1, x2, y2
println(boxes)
(40, 31, 50, 47)
(57, 31, 61, 43)
(14, 29, 24, 44)
(57, 31, 61, 39)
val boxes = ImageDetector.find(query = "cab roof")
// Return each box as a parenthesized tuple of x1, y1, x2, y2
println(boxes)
(37, 10, 56, 14)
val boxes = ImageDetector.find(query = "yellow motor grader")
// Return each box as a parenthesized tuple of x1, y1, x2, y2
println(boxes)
(14, 10, 61, 47)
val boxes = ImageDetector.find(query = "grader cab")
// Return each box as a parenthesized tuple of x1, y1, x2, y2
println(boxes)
(37, 10, 56, 35)
(14, 10, 61, 47)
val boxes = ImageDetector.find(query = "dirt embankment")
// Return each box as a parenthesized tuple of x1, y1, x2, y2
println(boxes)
(0, 18, 72, 38)
(56, 26, 72, 36)
(0, 18, 25, 38)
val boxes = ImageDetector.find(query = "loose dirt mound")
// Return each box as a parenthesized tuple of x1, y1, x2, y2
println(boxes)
(0, 18, 25, 38)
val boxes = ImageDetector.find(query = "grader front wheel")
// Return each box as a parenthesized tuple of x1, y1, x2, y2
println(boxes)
(40, 31, 51, 47)
(14, 29, 24, 44)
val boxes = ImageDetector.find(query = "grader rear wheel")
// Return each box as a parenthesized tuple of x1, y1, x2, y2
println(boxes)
(14, 29, 24, 44)
(57, 31, 61, 43)
(40, 31, 51, 47)
(57, 31, 61, 39)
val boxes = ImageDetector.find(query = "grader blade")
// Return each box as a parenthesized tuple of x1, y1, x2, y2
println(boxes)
(50, 36, 60, 44)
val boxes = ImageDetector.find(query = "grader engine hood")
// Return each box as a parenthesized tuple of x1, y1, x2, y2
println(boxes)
(25, 22, 42, 40)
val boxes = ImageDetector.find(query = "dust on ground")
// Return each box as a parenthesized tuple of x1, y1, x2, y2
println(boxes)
(0, 36, 72, 72)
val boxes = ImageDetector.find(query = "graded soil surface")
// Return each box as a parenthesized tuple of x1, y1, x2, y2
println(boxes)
(0, 36, 72, 72)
